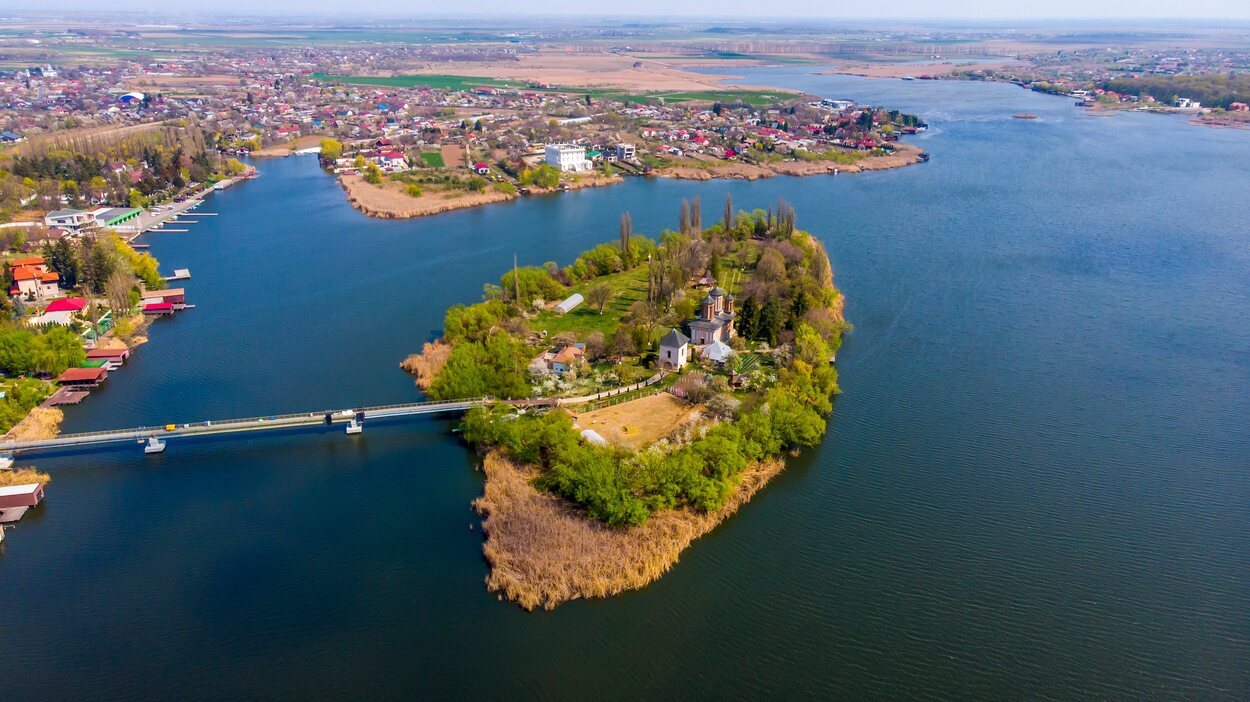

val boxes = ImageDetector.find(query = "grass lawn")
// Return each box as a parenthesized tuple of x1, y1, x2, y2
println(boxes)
(420, 150, 446, 168)
(532, 264, 651, 338)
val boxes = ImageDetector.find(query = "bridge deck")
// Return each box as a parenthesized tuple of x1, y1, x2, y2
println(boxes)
(0, 398, 487, 455)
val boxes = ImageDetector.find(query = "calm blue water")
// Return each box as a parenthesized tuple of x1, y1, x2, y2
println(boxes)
(2, 69, 1247, 700)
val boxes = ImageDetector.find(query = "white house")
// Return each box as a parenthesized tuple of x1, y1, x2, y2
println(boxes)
(544, 143, 591, 172)
(615, 143, 636, 161)
(658, 328, 691, 370)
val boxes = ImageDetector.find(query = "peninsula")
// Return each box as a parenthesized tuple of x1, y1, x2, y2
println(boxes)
(324, 95, 927, 220)
(402, 197, 847, 609)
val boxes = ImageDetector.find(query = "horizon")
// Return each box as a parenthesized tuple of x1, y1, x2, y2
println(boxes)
(8, 4, 1250, 22)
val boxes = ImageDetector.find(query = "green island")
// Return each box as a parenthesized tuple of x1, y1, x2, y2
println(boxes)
(403, 196, 848, 609)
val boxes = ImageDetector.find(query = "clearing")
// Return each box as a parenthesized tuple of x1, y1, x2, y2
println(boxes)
(570, 392, 698, 450)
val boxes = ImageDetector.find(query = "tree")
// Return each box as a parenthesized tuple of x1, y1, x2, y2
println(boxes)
(363, 163, 383, 184)
(105, 269, 133, 316)
(722, 192, 735, 231)
(625, 301, 663, 342)
(759, 298, 784, 345)
(679, 199, 691, 234)
(618, 212, 632, 266)
(30, 326, 86, 376)
(737, 296, 759, 339)
(43, 239, 79, 290)
(0, 328, 36, 375)
(319, 138, 343, 161)
(584, 331, 606, 359)
(587, 284, 612, 314)
(756, 247, 787, 285)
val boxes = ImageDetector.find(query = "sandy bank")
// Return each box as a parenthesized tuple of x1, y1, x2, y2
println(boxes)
(473, 452, 787, 610)
(251, 135, 324, 158)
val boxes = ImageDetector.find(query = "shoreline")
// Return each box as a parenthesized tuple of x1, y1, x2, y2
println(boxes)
(656, 142, 925, 180)
(338, 172, 625, 219)
(3, 177, 246, 444)
(474, 452, 787, 610)
(338, 146, 924, 219)
(415, 207, 848, 609)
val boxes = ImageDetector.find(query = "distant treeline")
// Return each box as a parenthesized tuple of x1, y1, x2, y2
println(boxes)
(1100, 75, 1250, 109)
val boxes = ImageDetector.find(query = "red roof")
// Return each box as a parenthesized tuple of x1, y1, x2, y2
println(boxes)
(86, 347, 127, 358)
(59, 367, 106, 382)
(143, 302, 173, 312)
(45, 297, 87, 313)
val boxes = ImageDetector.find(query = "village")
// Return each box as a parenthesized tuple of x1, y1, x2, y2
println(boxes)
(1, 38, 930, 222)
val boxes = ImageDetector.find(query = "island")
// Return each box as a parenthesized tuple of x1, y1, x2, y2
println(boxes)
(402, 196, 846, 609)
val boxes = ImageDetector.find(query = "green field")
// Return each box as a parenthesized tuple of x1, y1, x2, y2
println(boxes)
(420, 150, 446, 168)
(579, 87, 799, 106)
(314, 73, 527, 91)
(533, 265, 652, 338)
(653, 90, 798, 105)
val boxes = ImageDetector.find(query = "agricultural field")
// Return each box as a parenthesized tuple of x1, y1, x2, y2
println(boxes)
(314, 73, 527, 91)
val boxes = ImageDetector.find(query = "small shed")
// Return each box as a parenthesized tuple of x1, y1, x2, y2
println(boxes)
(554, 293, 584, 315)
(87, 347, 129, 363)
(0, 483, 45, 509)
(141, 288, 186, 305)
(143, 302, 173, 315)
(58, 366, 108, 387)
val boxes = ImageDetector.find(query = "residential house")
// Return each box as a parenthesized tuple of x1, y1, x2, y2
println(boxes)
(44, 208, 97, 234)
(550, 344, 585, 374)
(27, 296, 86, 326)
(10, 256, 61, 300)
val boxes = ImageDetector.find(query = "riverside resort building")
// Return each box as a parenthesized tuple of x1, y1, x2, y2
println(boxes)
(544, 143, 592, 172)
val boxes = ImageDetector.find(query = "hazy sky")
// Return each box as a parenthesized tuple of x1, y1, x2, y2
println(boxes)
(19, 0, 1250, 20)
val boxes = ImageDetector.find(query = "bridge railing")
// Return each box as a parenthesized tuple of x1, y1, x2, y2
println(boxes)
(0, 397, 489, 448)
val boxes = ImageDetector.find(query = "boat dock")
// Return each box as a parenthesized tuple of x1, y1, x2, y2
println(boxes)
(165, 269, 191, 281)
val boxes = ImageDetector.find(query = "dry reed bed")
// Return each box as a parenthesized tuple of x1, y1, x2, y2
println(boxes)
(400, 340, 452, 389)
(473, 452, 786, 610)
(4, 407, 64, 441)
(0, 467, 51, 487)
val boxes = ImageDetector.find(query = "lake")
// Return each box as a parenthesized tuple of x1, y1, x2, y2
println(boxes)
(1, 68, 1247, 700)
